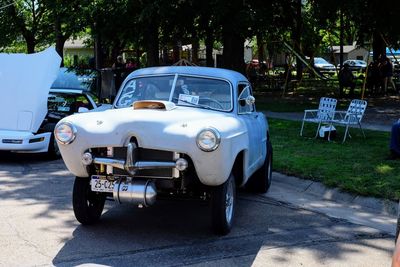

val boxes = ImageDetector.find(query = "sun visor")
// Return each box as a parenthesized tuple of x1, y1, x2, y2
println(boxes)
(0, 47, 61, 133)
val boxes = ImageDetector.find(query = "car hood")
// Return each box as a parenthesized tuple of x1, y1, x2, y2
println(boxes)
(0, 48, 61, 133)
(60, 104, 241, 148)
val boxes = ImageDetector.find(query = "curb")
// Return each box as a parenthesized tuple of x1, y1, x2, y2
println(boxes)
(272, 172, 398, 217)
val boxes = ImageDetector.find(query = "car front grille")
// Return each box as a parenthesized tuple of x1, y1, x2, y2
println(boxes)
(91, 146, 175, 179)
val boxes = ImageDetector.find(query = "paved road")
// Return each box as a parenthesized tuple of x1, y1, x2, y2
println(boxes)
(0, 154, 394, 267)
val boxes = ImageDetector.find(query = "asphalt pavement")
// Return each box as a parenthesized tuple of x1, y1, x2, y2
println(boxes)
(0, 108, 398, 266)
(0, 153, 395, 267)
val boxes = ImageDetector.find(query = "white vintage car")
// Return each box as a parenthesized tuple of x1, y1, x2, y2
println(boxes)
(55, 66, 273, 235)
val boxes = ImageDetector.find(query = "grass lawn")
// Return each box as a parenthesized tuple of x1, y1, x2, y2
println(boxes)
(269, 118, 400, 200)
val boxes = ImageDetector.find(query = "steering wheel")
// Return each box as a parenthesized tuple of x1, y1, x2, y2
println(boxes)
(199, 97, 224, 109)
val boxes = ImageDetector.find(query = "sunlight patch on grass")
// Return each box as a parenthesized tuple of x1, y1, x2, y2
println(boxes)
(375, 164, 394, 174)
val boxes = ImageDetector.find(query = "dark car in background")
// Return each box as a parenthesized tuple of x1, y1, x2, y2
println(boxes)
(42, 68, 110, 157)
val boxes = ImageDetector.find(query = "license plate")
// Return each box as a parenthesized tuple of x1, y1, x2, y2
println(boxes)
(91, 175, 115, 193)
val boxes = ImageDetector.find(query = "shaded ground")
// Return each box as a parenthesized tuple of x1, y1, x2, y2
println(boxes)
(0, 154, 394, 266)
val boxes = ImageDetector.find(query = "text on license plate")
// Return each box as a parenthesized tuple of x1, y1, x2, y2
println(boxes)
(91, 175, 115, 192)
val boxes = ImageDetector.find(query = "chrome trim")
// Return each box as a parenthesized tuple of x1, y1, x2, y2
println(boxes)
(196, 127, 221, 152)
(93, 157, 181, 173)
(135, 161, 176, 169)
(91, 142, 188, 177)
(93, 157, 125, 169)
(172, 152, 180, 178)
(106, 147, 113, 174)
(55, 121, 77, 145)
(125, 142, 137, 175)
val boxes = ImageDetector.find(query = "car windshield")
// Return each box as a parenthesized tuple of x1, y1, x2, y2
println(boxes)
(115, 74, 232, 111)
(51, 68, 95, 91)
(48, 92, 90, 115)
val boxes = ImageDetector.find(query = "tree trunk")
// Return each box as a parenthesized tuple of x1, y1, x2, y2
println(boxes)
(373, 31, 385, 61)
(192, 36, 199, 64)
(172, 40, 180, 63)
(54, 16, 67, 66)
(94, 32, 103, 70)
(25, 35, 36, 54)
(161, 46, 168, 65)
(144, 22, 159, 67)
(222, 30, 245, 74)
(257, 34, 264, 65)
(55, 39, 66, 66)
(205, 28, 214, 67)
(136, 48, 141, 67)
(294, 0, 303, 80)
(339, 8, 344, 96)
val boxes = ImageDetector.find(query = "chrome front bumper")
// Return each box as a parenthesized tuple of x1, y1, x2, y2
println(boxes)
(85, 143, 188, 177)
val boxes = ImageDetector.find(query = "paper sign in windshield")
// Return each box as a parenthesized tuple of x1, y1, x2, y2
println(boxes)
(178, 94, 199, 105)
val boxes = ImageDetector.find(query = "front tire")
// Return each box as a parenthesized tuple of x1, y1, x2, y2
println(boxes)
(247, 140, 273, 193)
(47, 133, 61, 159)
(73, 177, 106, 225)
(42, 123, 61, 159)
(211, 173, 236, 235)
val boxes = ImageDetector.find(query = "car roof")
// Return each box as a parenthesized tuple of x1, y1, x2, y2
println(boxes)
(126, 66, 248, 83)
(51, 67, 94, 91)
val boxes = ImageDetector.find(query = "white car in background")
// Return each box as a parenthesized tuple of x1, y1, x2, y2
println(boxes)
(55, 66, 273, 235)
(0, 48, 61, 157)
(0, 49, 106, 158)
(314, 57, 336, 75)
(342, 59, 367, 72)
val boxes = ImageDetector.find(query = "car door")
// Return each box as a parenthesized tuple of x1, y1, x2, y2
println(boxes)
(237, 82, 265, 174)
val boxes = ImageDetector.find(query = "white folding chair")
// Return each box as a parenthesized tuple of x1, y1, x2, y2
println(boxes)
(300, 97, 337, 138)
(329, 99, 368, 143)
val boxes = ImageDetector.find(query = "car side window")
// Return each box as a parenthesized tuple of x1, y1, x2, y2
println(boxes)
(238, 83, 254, 114)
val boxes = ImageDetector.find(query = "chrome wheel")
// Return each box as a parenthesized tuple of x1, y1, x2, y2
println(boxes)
(225, 180, 234, 224)
(211, 173, 236, 235)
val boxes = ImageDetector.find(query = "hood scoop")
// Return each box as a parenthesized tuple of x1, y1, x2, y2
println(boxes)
(133, 100, 176, 111)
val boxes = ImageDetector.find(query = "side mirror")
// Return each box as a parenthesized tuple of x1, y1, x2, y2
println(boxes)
(78, 107, 89, 113)
(245, 95, 256, 105)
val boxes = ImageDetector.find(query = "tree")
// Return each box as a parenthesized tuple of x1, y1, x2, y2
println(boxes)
(0, 0, 52, 53)
(44, 0, 90, 64)
(310, 0, 400, 61)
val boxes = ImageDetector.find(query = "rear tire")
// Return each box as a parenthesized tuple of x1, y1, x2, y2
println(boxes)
(211, 173, 236, 235)
(247, 140, 273, 193)
(73, 176, 106, 225)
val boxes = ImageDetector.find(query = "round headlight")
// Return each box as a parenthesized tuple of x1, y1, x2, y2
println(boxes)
(196, 127, 221, 152)
(54, 122, 77, 144)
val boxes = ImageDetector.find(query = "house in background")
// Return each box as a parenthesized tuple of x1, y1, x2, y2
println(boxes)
(330, 43, 369, 64)
(63, 39, 93, 66)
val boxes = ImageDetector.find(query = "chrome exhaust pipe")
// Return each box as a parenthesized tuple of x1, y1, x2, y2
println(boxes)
(113, 179, 157, 207)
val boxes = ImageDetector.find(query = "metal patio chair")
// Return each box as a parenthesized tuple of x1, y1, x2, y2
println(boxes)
(300, 97, 337, 138)
(329, 99, 368, 143)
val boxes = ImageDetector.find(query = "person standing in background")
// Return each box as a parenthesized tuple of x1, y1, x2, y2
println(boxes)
(381, 57, 396, 95)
